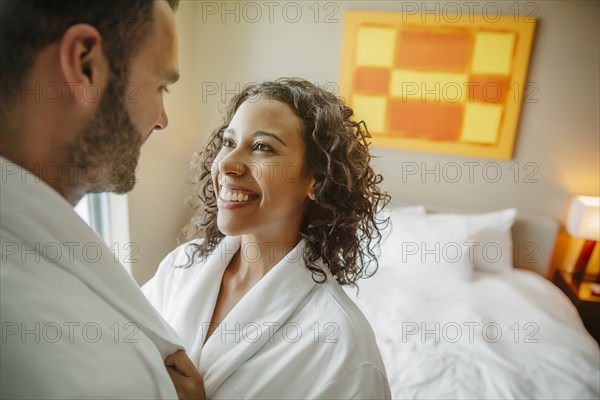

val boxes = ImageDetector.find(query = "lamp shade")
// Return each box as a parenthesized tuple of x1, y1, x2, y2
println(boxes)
(566, 196, 600, 240)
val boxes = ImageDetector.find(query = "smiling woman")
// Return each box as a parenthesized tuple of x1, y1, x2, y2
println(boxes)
(142, 77, 392, 399)
(209, 96, 319, 276)
(187, 77, 391, 286)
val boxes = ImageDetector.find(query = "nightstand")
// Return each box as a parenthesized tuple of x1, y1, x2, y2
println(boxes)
(553, 270, 600, 344)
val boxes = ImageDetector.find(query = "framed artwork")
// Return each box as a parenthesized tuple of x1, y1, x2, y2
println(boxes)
(339, 11, 536, 159)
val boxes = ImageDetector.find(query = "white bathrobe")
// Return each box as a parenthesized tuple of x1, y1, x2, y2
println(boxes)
(0, 158, 181, 399)
(143, 236, 391, 399)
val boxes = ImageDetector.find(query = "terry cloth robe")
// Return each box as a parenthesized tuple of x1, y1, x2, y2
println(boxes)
(0, 157, 181, 399)
(143, 235, 392, 399)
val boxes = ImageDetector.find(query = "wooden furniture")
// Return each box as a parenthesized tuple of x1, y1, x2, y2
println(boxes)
(553, 270, 600, 344)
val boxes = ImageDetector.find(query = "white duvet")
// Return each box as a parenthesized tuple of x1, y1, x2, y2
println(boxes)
(346, 268, 600, 399)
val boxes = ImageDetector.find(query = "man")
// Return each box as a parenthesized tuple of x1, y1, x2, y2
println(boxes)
(0, 1, 203, 398)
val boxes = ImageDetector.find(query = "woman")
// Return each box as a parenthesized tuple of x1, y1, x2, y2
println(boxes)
(143, 78, 392, 399)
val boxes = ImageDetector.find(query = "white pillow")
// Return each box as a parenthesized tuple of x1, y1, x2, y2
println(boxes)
(378, 205, 426, 220)
(376, 205, 426, 248)
(423, 209, 517, 273)
(380, 213, 475, 281)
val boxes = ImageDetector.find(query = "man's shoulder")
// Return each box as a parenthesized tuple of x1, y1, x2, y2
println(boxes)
(1, 256, 175, 398)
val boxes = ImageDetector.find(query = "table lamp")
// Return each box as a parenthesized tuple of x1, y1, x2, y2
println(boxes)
(566, 196, 600, 283)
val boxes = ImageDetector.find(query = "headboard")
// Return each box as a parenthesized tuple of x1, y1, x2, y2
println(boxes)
(511, 215, 559, 276)
(395, 202, 560, 277)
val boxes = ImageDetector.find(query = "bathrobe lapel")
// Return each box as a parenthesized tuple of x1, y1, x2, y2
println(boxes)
(167, 236, 241, 360)
(192, 237, 317, 397)
(0, 158, 182, 358)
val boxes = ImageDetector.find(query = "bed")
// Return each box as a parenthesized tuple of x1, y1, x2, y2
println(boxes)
(345, 205, 600, 399)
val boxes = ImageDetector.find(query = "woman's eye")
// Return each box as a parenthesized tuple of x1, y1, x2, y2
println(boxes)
(254, 142, 274, 152)
(159, 86, 170, 94)
(222, 138, 235, 148)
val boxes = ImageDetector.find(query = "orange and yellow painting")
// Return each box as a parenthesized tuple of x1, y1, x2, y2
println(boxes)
(339, 11, 536, 159)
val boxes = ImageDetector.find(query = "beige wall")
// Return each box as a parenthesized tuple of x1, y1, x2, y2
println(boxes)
(128, 0, 600, 284)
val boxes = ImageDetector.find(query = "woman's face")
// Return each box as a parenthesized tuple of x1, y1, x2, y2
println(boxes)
(211, 96, 315, 242)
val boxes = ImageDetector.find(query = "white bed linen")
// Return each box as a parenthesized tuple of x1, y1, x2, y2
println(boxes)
(346, 268, 600, 399)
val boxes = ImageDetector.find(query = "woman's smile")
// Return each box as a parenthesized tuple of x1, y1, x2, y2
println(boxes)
(217, 183, 260, 209)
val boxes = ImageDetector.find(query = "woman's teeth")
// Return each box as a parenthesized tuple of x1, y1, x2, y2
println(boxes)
(221, 189, 251, 202)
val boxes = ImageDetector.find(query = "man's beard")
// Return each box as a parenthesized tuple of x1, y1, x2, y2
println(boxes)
(65, 71, 143, 195)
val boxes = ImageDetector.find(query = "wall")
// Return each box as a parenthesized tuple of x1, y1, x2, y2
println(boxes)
(128, 0, 600, 284)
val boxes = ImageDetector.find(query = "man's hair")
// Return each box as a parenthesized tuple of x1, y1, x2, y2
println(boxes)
(0, 0, 179, 98)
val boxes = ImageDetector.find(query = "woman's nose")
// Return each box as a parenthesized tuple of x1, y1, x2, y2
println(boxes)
(218, 154, 247, 178)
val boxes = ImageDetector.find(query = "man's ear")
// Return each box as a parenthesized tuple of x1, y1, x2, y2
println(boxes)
(58, 24, 108, 106)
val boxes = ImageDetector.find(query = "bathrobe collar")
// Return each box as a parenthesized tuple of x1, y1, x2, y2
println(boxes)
(177, 235, 319, 396)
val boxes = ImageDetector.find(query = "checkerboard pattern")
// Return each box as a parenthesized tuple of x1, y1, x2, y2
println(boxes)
(341, 12, 533, 156)
(349, 23, 518, 146)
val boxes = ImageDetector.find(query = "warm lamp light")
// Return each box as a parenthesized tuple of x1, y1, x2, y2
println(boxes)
(567, 196, 600, 282)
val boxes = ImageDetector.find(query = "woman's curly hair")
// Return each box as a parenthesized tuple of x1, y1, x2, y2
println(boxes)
(180, 77, 390, 287)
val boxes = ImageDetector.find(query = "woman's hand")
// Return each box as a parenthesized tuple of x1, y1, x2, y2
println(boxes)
(165, 350, 206, 400)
